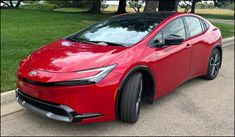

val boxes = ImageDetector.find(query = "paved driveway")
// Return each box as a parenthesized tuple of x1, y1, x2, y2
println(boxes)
(1, 45, 234, 136)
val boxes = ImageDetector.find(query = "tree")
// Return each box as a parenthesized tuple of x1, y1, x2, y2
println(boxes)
(88, 0, 101, 13)
(144, 0, 159, 12)
(190, 0, 203, 13)
(128, 0, 143, 12)
(158, 0, 179, 11)
(0, 0, 23, 8)
(178, 0, 192, 12)
(116, 0, 127, 14)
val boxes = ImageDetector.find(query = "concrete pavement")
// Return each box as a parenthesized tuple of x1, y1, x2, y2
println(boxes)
(1, 44, 234, 136)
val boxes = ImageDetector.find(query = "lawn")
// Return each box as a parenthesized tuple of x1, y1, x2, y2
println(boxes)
(0, 9, 234, 92)
(212, 22, 234, 38)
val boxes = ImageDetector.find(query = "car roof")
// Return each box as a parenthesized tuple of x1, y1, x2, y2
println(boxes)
(111, 11, 178, 21)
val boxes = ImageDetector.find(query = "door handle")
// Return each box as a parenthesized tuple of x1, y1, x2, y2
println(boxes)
(185, 44, 192, 49)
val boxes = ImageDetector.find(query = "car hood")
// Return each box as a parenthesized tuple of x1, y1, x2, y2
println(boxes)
(24, 39, 127, 73)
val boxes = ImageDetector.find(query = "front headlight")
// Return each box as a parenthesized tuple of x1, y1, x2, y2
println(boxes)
(76, 64, 117, 83)
(47, 64, 117, 86)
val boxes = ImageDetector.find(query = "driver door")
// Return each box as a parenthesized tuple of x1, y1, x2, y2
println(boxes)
(151, 18, 192, 97)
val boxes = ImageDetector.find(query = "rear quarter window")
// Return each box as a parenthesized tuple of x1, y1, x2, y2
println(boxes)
(184, 16, 203, 37)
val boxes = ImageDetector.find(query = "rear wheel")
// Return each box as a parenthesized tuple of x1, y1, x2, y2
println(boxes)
(119, 72, 143, 123)
(203, 48, 221, 80)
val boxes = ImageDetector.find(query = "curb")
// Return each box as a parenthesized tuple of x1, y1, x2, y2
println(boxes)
(0, 36, 234, 105)
(222, 36, 234, 47)
(1, 90, 16, 104)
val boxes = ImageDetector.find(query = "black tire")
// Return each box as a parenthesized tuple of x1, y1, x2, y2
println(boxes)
(203, 48, 221, 80)
(119, 72, 143, 123)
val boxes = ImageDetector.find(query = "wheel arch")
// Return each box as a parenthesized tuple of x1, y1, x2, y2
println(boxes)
(115, 65, 155, 119)
(214, 44, 223, 68)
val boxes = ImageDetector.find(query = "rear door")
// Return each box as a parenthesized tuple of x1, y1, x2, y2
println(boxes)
(183, 16, 211, 78)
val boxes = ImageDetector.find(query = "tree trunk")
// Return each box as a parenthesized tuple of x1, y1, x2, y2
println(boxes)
(15, 0, 22, 8)
(88, 0, 101, 13)
(116, 0, 127, 14)
(144, 0, 159, 12)
(191, 0, 197, 13)
(9, 0, 14, 7)
(159, 0, 179, 11)
(213, 0, 219, 7)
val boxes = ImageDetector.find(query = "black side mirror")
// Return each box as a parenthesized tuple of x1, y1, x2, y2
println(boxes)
(165, 35, 184, 45)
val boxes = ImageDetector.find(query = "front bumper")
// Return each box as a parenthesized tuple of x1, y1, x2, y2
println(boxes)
(16, 89, 103, 122)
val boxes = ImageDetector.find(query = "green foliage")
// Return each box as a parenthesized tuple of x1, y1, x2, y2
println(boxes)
(196, 3, 214, 9)
(221, 2, 234, 10)
(128, 0, 143, 12)
(101, 0, 109, 10)
(21, 3, 60, 10)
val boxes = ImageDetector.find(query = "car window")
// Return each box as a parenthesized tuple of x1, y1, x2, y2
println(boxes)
(184, 16, 203, 37)
(201, 19, 210, 31)
(162, 18, 186, 40)
(149, 18, 186, 47)
(149, 31, 163, 46)
(70, 18, 160, 47)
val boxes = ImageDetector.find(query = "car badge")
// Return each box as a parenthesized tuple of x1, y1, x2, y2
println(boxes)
(28, 71, 37, 77)
(62, 41, 71, 47)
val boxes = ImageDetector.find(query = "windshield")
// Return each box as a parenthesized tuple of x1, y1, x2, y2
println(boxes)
(68, 17, 160, 47)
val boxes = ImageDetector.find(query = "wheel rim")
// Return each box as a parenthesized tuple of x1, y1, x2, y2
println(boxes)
(136, 79, 143, 115)
(209, 51, 221, 77)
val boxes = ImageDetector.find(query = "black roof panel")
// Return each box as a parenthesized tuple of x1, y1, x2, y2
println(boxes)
(112, 11, 176, 20)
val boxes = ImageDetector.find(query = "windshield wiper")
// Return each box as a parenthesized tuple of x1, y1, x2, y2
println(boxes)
(66, 38, 126, 47)
(66, 37, 97, 45)
(89, 41, 126, 47)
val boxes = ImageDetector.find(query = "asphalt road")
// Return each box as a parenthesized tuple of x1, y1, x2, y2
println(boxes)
(1, 45, 234, 136)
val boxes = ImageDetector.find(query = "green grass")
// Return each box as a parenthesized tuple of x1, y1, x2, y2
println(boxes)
(212, 22, 235, 38)
(1, 9, 234, 92)
(199, 14, 234, 20)
(1, 9, 111, 92)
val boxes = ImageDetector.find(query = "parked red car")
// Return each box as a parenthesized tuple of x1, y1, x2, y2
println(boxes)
(16, 12, 222, 124)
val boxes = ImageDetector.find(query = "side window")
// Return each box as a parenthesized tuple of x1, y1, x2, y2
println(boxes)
(149, 31, 163, 46)
(162, 18, 186, 40)
(149, 18, 185, 47)
(201, 19, 210, 30)
(184, 16, 203, 37)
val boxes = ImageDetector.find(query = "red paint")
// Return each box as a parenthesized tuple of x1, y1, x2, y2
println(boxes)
(17, 12, 222, 124)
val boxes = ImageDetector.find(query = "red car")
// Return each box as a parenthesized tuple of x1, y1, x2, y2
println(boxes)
(16, 12, 222, 124)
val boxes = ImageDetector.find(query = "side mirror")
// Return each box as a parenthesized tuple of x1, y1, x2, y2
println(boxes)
(165, 35, 184, 45)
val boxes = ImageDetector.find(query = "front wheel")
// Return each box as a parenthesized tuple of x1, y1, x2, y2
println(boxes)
(119, 72, 143, 123)
(203, 48, 222, 80)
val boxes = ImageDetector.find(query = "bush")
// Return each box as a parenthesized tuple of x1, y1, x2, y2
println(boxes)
(221, 2, 234, 10)
(101, 0, 109, 10)
(196, 3, 215, 9)
(21, 3, 60, 10)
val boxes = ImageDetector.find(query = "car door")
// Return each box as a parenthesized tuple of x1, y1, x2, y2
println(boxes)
(150, 17, 192, 97)
(183, 16, 210, 79)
